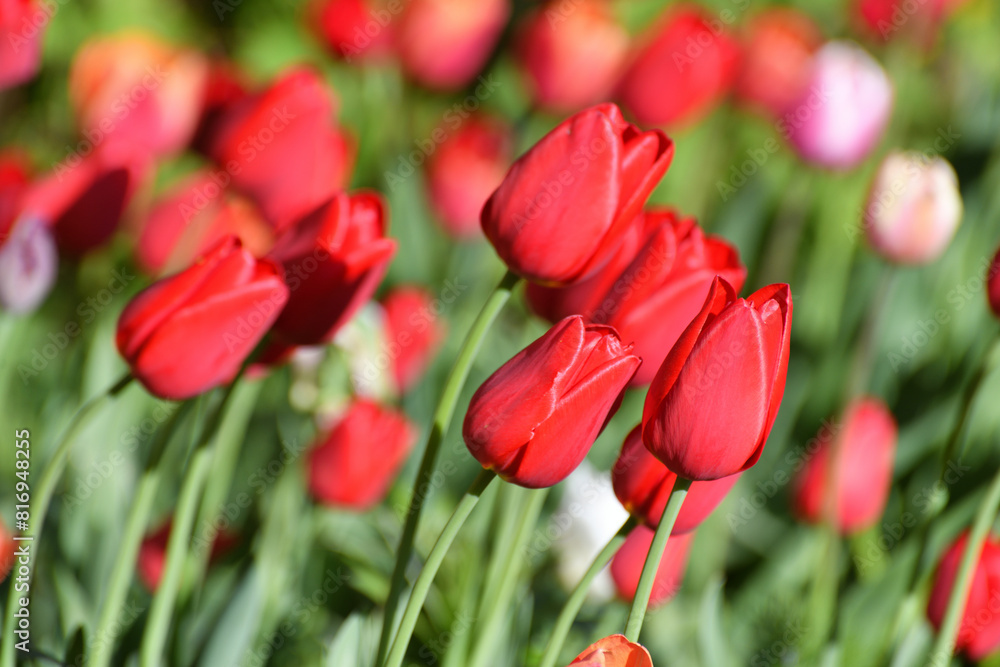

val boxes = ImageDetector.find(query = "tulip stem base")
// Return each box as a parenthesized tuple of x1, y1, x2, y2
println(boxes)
(927, 463, 1000, 662)
(376, 270, 519, 666)
(623, 478, 692, 642)
(538, 517, 637, 667)
(383, 470, 497, 667)
(0, 373, 132, 667)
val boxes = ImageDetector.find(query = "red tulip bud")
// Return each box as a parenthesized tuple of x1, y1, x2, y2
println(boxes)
(308, 399, 418, 510)
(69, 31, 208, 159)
(927, 531, 1000, 661)
(116, 236, 289, 400)
(527, 208, 745, 385)
(613, 425, 740, 532)
(382, 286, 445, 393)
(516, 0, 629, 113)
(395, 0, 509, 90)
(482, 103, 672, 286)
(137, 520, 238, 591)
(610, 525, 693, 608)
(566, 635, 653, 667)
(463, 316, 640, 488)
(205, 68, 354, 231)
(0, 0, 45, 91)
(269, 191, 397, 345)
(792, 398, 898, 535)
(735, 8, 821, 119)
(987, 247, 1000, 319)
(618, 6, 740, 128)
(642, 278, 792, 480)
(0, 151, 30, 243)
(426, 115, 511, 239)
(311, 0, 395, 61)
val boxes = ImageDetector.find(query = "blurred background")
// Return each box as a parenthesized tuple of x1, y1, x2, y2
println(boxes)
(2, 0, 1000, 665)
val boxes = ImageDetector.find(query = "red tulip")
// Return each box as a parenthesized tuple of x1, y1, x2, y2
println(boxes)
(426, 115, 511, 239)
(69, 32, 208, 158)
(136, 171, 274, 275)
(612, 425, 740, 532)
(516, 0, 629, 113)
(610, 525, 693, 608)
(308, 399, 418, 510)
(0, 519, 14, 584)
(463, 316, 640, 488)
(269, 191, 396, 345)
(0, 0, 44, 91)
(927, 531, 1000, 661)
(792, 398, 898, 535)
(527, 208, 745, 385)
(395, 0, 509, 90)
(381, 286, 445, 393)
(566, 635, 653, 667)
(642, 278, 792, 481)
(311, 0, 394, 61)
(988, 247, 1000, 319)
(205, 68, 354, 231)
(0, 150, 30, 244)
(482, 103, 672, 286)
(137, 520, 238, 591)
(734, 8, 822, 119)
(116, 236, 289, 400)
(20, 143, 148, 256)
(192, 61, 250, 156)
(618, 6, 740, 127)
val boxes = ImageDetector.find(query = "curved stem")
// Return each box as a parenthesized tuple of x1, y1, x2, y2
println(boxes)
(467, 488, 549, 667)
(938, 336, 1000, 481)
(623, 478, 691, 641)
(383, 470, 497, 667)
(538, 518, 636, 667)
(139, 447, 213, 666)
(376, 270, 519, 665)
(0, 373, 131, 667)
(927, 465, 1000, 663)
(88, 401, 193, 667)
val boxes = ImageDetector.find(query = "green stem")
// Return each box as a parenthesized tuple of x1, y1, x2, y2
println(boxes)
(376, 270, 519, 665)
(467, 488, 549, 667)
(139, 446, 213, 667)
(383, 470, 497, 667)
(927, 465, 1000, 663)
(623, 478, 691, 641)
(88, 401, 194, 667)
(0, 373, 131, 667)
(938, 337, 999, 480)
(538, 518, 636, 667)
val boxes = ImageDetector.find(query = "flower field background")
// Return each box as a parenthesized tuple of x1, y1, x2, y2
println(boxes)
(1, 0, 1000, 666)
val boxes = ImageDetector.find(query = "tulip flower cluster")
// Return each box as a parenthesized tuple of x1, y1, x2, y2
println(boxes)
(3, 1, 997, 666)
